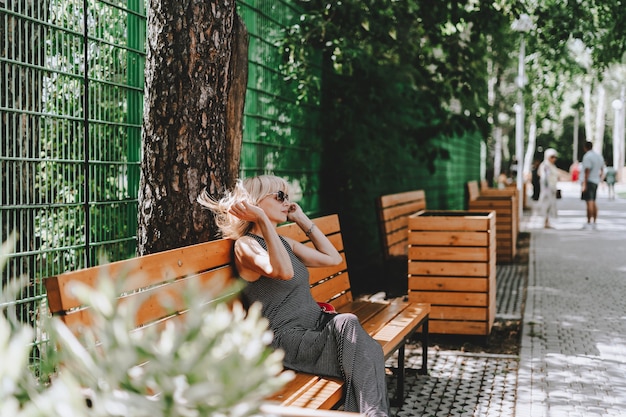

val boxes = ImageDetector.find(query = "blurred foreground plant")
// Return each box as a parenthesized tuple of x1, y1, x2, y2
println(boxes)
(1, 238, 293, 417)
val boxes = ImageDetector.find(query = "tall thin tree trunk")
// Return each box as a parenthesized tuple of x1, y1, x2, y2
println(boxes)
(573, 111, 580, 162)
(493, 126, 503, 180)
(594, 84, 606, 154)
(523, 112, 537, 178)
(583, 83, 593, 143)
(138, 0, 248, 255)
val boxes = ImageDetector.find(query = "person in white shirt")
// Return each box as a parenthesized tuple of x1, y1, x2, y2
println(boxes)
(580, 141, 605, 229)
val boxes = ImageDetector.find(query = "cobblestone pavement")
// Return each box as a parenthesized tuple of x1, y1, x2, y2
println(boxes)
(386, 350, 519, 417)
(516, 181, 626, 417)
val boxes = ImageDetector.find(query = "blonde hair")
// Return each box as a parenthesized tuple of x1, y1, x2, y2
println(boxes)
(197, 175, 289, 239)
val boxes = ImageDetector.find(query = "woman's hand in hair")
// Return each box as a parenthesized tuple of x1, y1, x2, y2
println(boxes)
(229, 200, 266, 224)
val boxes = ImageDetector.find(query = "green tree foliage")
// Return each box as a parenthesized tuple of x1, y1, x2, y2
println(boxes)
(279, 0, 516, 291)
(512, 0, 626, 154)
(284, 1, 511, 144)
(280, 0, 519, 193)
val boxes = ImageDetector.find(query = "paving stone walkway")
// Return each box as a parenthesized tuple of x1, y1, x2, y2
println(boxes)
(387, 351, 518, 417)
(516, 181, 626, 417)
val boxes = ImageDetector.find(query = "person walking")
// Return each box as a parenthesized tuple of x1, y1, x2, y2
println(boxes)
(604, 165, 617, 200)
(531, 159, 541, 201)
(198, 175, 390, 417)
(537, 148, 560, 228)
(581, 141, 605, 229)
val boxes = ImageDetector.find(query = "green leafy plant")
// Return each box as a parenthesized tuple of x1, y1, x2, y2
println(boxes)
(1, 239, 293, 417)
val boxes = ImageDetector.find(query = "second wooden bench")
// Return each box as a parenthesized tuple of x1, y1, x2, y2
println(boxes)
(375, 190, 427, 296)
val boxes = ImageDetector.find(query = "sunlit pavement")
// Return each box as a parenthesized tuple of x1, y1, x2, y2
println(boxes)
(517, 180, 626, 416)
(383, 181, 626, 416)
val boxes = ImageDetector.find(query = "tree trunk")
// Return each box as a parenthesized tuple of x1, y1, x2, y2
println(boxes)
(493, 126, 503, 179)
(523, 110, 537, 178)
(583, 82, 593, 144)
(138, 0, 248, 255)
(594, 84, 606, 154)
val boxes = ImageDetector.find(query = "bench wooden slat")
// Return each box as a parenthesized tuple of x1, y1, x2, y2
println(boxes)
(45, 239, 234, 313)
(308, 255, 347, 286)
(467, 180, 481, 202)
(337, 300, 388, 323)
(260, 404, 363, 417)
(59, 268, 236, 331)
(372, 302, 430, 356)
(310, 273, 352, 306)
(267, 373, 344, 409)
(354, 301, 414, 351)
(336, 300, 430, 358)
(378, 190, 426, 212)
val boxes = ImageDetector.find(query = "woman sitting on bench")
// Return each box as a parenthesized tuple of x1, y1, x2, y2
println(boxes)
(198, 175, 390, 417)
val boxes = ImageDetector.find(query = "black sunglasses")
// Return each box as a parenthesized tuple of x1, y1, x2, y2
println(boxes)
(268, 190, 289, 202)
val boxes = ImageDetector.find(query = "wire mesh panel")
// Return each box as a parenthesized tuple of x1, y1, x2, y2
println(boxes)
(238, 0, 323, 215)
(1, 0, 319, 369)
(0, 0, 145, 363)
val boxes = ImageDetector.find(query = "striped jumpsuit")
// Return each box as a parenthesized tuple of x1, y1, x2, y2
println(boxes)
(241, 234, 390, 417)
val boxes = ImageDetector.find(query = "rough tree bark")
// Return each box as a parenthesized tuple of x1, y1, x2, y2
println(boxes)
(138, 0, 248, 255)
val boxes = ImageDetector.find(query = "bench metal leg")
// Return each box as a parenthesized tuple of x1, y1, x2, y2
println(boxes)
(419, 317, 429, 375)
(390, 316, 429, 406)
(391, 344, 406, 407)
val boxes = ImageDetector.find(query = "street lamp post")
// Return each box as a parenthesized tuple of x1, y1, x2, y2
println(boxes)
(511, 14, 533, 215)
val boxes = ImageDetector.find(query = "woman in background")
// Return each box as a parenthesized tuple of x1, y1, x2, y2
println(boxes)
(537, 148, 560, 228)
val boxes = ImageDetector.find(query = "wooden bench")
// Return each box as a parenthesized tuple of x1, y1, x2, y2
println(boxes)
(466, 180, 518, 263)
(45, 214, 430, 411)
(375, 190, 427, 296)
(376, 190, 427, 261)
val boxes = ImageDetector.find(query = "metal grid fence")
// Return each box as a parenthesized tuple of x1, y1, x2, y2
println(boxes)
(0, 0, 145, 351)
(1, 0, 321, 365)
(238, 0, 323, 213)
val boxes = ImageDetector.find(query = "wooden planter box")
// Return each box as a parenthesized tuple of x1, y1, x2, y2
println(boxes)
(468, 192, 518, 263)
(407, 210, 496, 336)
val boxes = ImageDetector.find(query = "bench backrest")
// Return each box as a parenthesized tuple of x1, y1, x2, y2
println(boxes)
(466, 180, 481, 203)
(277, 214, 353, 310)
(44, 238, 238, 333)
(45, 214, 353, 331)
(376, 190, 426, 259)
